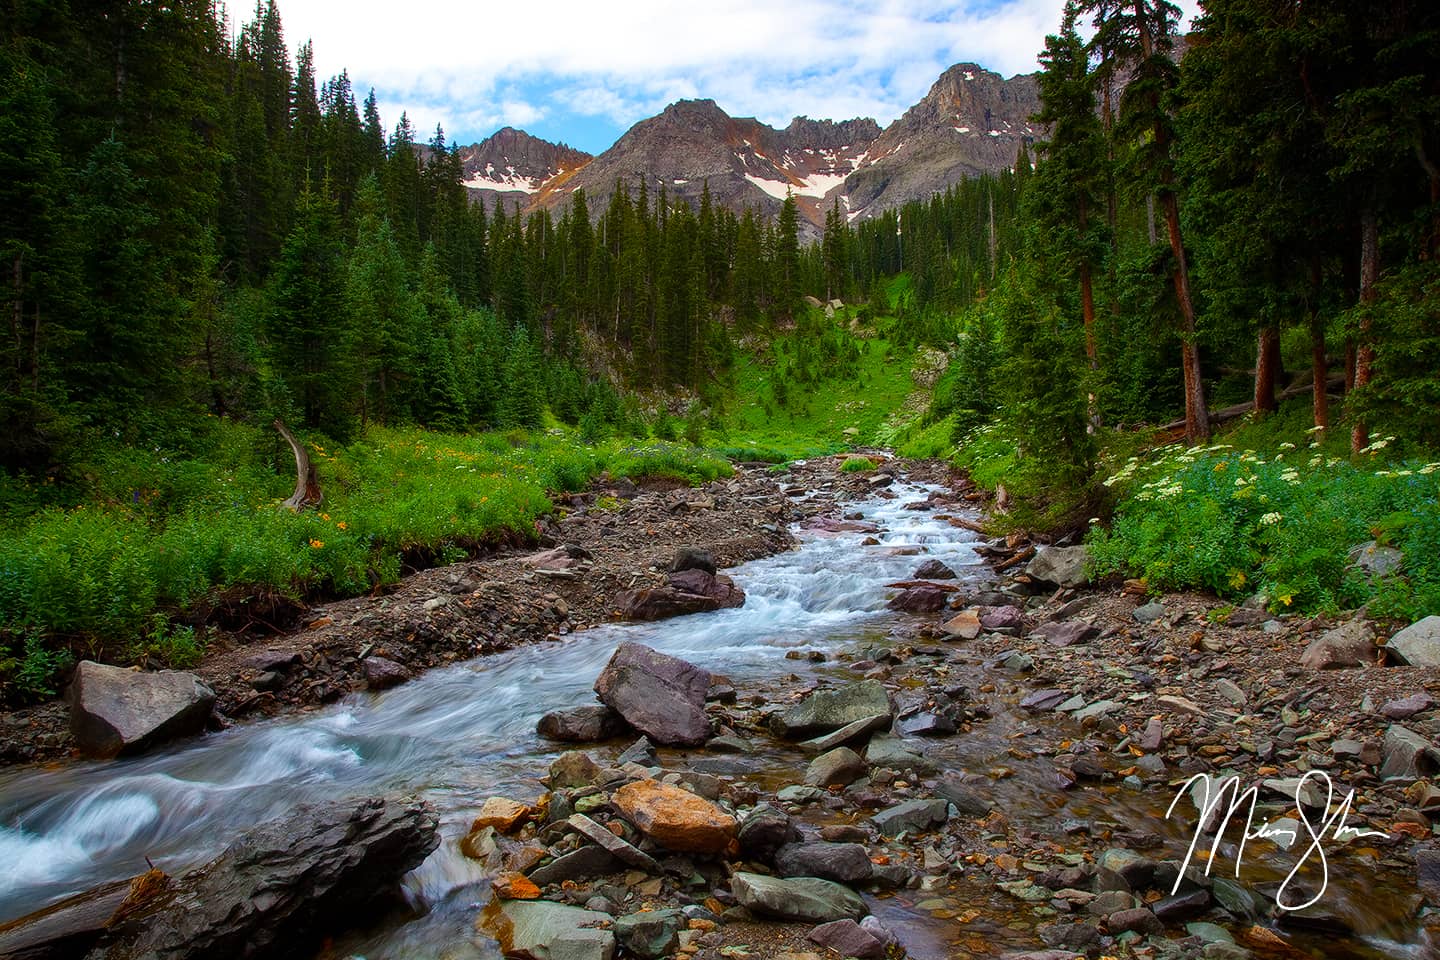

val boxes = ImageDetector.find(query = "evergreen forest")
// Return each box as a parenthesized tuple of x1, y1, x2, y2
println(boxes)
(1, 0, 1438, 696)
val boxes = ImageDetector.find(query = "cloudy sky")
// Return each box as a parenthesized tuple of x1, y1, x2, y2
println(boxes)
(271, 0, 1200, 154)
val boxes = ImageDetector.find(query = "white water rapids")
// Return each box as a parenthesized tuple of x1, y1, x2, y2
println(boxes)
(0, 481, 984, 953)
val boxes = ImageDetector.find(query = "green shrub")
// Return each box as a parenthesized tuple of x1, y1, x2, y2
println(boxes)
(1088, 439, 1440, 616)
(840, 456, 877, 472)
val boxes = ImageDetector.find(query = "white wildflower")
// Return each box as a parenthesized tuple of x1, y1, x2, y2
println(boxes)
(1260, 512, 1282, 526)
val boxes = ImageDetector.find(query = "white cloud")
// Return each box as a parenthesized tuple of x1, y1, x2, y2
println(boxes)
(269, 0, 1202, 147)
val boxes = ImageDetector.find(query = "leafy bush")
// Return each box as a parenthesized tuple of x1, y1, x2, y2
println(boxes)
(1088, 439, 1440, 616)
(840, 456, 877, 472)
(601, 441, 733, 484)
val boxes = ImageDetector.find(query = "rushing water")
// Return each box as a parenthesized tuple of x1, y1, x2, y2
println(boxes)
(1, 480, 1430, 959)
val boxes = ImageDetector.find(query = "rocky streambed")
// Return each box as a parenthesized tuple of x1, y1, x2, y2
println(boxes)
(3, 458, 1439, 960)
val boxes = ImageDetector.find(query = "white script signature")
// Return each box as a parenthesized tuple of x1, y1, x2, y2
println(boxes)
(1164, 770, 1388, 911)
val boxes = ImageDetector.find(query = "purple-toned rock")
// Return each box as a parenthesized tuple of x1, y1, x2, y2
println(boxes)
(594, 643, 712, 746)
(1020, 689, 1069, 712)
(617, 569, 745, 621)
(667, 568, 745, 607)
(887, 585, 950, 614)
(361, 656, 411, 691)
(912, 559, 957, 580)
(1382, 693, 1437, 720)
(1032, 621, 1099, 647)
(980, 605, 1024, 631)
(808, 516, 880, 534)
(808, 918, 884, 958)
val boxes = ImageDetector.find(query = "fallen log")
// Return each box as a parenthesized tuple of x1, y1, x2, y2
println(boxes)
(1157, 374, 1346, 434)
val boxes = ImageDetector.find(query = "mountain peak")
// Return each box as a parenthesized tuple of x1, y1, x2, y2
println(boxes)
(458, 128, 591, 202)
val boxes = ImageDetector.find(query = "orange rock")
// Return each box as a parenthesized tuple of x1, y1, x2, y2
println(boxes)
(612, 779, 737, 854)
(490, 871, 541, 900)
(470, 796, 531, 834)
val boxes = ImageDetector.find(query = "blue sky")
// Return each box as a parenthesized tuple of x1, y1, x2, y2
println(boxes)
(272, 0, 1200, 155)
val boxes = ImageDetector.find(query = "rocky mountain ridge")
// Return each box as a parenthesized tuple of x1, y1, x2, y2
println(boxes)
(457, 62, 1039, 230)
(458, 126, 592, 209)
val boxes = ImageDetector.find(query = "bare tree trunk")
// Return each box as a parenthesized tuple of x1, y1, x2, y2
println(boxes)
(1254, 326, 1280, 416)
(987, 191, 997, 281)
(1308, 256, 1329, 431)
(1162, 190, 1209, 441)
(274, 419, 322, 511)
(1080, 262, 1097, 364)
(11, 255, 23, 379)
(1351, 206, 1379, 453)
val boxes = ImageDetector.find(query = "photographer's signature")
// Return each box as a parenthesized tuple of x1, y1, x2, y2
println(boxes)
(1165, 771, 1387, 911)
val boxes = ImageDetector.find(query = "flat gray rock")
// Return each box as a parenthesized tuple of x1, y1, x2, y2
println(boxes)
(730, 872, 866, 923)
(870, 798, 949, 837)
(774, 680, 892, 738)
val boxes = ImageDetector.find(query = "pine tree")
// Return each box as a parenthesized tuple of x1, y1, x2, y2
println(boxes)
(1032, 2, 1109, 373)
(267, 187, 354, 435)
(498, 325, 544, 428)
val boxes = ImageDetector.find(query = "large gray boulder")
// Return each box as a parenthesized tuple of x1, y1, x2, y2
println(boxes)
(594, 643, 712, 746)
(1386, 616, 1440, 667)
(14, 796, 440, 960)
(773, 680, 892, 739)
(730, 872, 866, 923)
(66, 660, 216, 759)
(1025, 545, 1090, 588)
(1299, 620, 1377, 670)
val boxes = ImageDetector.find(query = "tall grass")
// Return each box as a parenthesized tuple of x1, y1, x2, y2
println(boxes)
(0, 422, 732, 700)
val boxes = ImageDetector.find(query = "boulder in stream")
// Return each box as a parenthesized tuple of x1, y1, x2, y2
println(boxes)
(885, 584, 950, 613)
(593, 642, 712, 746)
(536, 705, 626, 743)
(66, 660, 216, 759)
(7, 795, 440, 960)
(615, 570, 744, 622)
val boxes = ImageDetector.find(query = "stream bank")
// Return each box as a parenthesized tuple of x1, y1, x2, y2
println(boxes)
(3, 457, 1436, 960)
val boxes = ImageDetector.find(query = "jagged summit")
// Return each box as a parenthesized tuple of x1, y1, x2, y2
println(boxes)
(455, 61, 1042, 231)
(457, 127, 592, 205)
